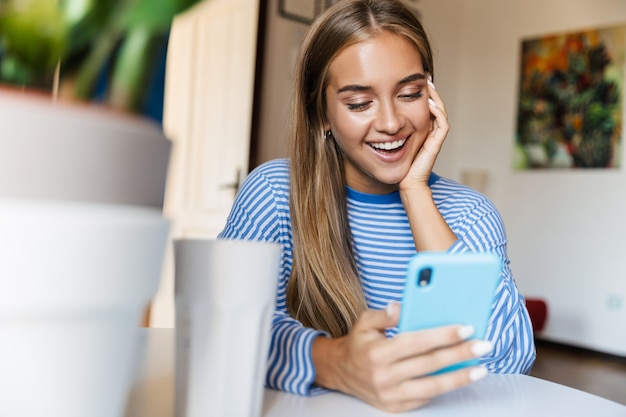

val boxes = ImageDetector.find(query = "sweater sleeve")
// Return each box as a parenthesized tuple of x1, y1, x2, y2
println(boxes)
(447, 199, 536, 374)
(218, 162, 325, 395)
(265, 312, 327, 394)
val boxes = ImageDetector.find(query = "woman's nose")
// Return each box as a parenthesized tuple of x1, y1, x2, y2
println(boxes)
(375, 100, 402, 133)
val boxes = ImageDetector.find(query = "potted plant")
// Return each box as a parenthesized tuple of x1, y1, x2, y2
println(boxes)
(0, 0, 202, 117)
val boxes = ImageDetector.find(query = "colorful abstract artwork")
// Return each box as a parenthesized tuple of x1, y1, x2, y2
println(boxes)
(515, 25, 626, 169)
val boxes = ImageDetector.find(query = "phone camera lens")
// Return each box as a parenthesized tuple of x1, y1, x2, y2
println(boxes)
(418, 267, 432, 287)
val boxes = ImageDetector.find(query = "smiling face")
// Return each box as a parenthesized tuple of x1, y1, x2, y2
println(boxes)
(324, 31, 431, 194)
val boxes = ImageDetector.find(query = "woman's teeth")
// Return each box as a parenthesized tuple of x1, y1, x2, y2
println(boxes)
(370, 138, 407, 151)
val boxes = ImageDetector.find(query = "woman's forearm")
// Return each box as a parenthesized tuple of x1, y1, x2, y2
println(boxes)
(399, 185, 457, 252)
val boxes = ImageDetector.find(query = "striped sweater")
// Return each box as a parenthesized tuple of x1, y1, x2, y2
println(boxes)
(218, 158, 536, 395)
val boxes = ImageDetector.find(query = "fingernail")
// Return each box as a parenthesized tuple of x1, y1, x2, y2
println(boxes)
(428, 98, 437, 108)
(469, 366, 488, 382)
(471, 341, 494, 357)
(427, 78, 436, 90)
(457, 325, 475, 339)
(386, 302, 396, 318)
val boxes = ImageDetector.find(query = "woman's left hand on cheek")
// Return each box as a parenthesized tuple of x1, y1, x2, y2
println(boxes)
(400, 78, 450, 191)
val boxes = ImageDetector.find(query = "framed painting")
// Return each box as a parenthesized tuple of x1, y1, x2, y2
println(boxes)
(278, 0, 346, 24)
(515, 24, 626, 169)
(278, 0, 322, 24)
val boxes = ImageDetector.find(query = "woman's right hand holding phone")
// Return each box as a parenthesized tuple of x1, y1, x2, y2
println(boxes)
(312, 302, 492, 413)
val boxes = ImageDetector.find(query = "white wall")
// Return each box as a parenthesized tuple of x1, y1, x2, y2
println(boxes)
(258, 0, 626, 355)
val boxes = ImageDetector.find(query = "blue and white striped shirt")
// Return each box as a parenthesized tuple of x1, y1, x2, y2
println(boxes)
(219, 158, 536, 395)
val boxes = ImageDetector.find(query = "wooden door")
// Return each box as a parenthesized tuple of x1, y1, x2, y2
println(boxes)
(150, 0, 261, 327)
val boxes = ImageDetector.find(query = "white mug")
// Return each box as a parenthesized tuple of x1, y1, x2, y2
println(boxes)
(174, 238, 280, 417)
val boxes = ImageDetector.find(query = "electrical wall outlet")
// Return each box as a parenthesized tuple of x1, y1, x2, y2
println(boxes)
(606, 293, 624, 311)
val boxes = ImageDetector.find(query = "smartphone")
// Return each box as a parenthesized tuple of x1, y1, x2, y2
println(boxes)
(397, 251, 502, 372)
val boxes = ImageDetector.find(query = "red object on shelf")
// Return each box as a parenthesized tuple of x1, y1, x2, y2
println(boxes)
(525, 298, 548, 333)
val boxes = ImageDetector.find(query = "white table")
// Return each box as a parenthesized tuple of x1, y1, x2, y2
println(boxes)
(125, 329, 626, 417)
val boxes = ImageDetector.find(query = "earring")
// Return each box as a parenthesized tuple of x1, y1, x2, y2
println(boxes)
(325, 130, 333, 140)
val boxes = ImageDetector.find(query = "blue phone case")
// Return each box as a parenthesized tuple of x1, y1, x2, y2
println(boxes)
(397, 251, 502, 372)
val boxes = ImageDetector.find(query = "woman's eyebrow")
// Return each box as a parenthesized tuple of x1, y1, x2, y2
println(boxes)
(398, 73, 426, 85)
(337, 84, 372, 94)
(337, 73, 426, 94)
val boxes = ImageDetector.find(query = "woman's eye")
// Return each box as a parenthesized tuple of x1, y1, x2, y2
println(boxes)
(398, 92, 423, 101)
(347, 101, 372, 111)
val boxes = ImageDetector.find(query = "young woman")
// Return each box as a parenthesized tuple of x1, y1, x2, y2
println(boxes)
(219, 0, 535, 412)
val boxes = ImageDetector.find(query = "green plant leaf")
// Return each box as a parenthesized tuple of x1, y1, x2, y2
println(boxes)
(120, 0, 179, 33)
(0, 0, 67, 71)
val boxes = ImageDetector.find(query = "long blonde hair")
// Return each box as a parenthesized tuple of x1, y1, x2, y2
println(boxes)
(287, 0, 434, 337)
